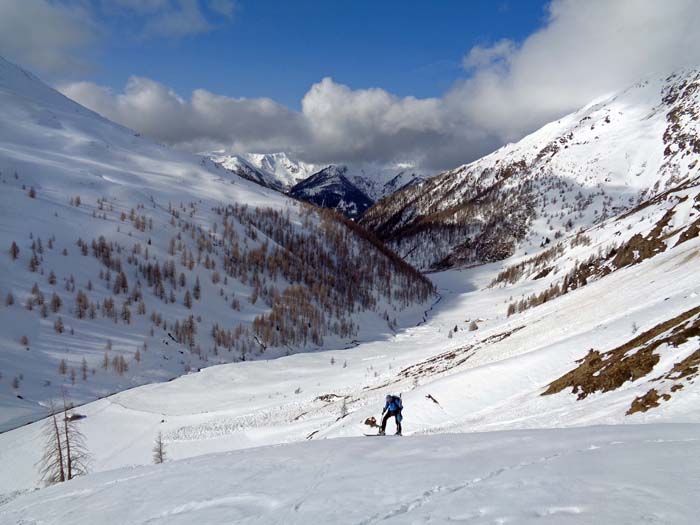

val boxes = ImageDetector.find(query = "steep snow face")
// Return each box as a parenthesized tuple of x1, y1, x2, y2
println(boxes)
(289, 165, 375, 219)
(247, 152, 319, 189)
(2, 424, 697, 524)
(0, 56, 433, 432)
(362, 70, 700, 269)
(209, 152, 319, 191)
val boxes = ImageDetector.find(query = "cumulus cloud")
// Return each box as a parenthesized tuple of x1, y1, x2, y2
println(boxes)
(449, 0, 700, 144)
(0, 0, 97, 74)
(462, 39, 515, 72)
(60, 77, 308, 154)
(0, 0, 237, 76)
(58, 0, 700, 170)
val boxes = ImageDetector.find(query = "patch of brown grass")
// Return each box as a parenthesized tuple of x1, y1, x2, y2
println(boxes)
(627, 389, 671, 415)
(542, 306, 700, 400)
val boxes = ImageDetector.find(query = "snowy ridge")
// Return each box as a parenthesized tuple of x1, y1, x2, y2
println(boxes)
(210, 151, 429, 217)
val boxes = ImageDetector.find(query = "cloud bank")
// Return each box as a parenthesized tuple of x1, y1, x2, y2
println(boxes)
(11, 1, 700, 169)
(0, 0, 237, 74)
(0, 0, 96, 74)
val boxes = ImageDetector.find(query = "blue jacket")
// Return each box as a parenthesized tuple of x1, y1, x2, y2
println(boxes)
(383, 396, 402, 414)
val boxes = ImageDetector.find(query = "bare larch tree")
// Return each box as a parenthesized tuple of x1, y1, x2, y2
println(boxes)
(152, 431, 167, 464)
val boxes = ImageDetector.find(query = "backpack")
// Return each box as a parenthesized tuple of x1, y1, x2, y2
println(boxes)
(392, 395, 403, 411)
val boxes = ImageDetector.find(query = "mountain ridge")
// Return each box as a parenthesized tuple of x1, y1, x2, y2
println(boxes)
(361, 69, 700, 269)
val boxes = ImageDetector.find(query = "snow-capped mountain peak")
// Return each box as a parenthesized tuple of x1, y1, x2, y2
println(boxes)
(209, 151, 318, 191)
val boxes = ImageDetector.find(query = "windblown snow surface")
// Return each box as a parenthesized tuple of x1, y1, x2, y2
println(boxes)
(1, 57, 699, 523)
(2, 424, 697, 524)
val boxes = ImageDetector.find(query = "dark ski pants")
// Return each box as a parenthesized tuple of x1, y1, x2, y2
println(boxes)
(381, 410, 402, 434)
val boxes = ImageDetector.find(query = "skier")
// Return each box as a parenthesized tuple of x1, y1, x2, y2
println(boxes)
(379, 394, 402, 435)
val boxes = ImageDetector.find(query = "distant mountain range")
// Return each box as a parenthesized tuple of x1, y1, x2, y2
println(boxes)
(210, 151, 427, 218)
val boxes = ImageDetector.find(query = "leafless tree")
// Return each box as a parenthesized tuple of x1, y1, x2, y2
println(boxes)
(37, 397, 90, 485)
(152, 432, 167, 464)
(37, 402, 65, 484)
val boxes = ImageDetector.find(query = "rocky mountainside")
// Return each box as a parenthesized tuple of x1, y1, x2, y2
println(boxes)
(289, 165, 375, 219)
(361, 70, 700, 270)
(0, 56, 433, 430)
(348, 166, 427, 202)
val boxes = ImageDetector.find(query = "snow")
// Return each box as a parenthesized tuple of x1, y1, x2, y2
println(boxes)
(363, 69, 700, 269)
(1, 233, 698, 502)
(209, 152, 430, 203)
(1, 424, 697, 524)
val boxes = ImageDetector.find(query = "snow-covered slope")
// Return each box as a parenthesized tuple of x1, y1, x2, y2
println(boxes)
(0, 56, 433, 431)
(2, 424, 697, 524)
(209, 151, 318, 191)
(1, 212, 698, 501)
(362, 70, 700, 269)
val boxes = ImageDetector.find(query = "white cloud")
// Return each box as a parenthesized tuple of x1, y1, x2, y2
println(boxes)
(54, 0, 700, 170)
(60, 77, 308, 154)
(142, 0, 212, 38)
(449, 0, 700, 144)
(0, 0, 97, 74)
(208, 0, 236, 19)
(462, 39, 515, 72)
(105, 0, 234, 39)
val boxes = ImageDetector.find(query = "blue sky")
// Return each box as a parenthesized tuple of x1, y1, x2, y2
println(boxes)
(93, 1, 549, 108)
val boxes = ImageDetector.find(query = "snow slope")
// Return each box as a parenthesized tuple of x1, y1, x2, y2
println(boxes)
(1, 229, 698, 501)
(346, 163, 428, 202)
(2, 424, 697, 524)
(0, 56, 432, 431)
